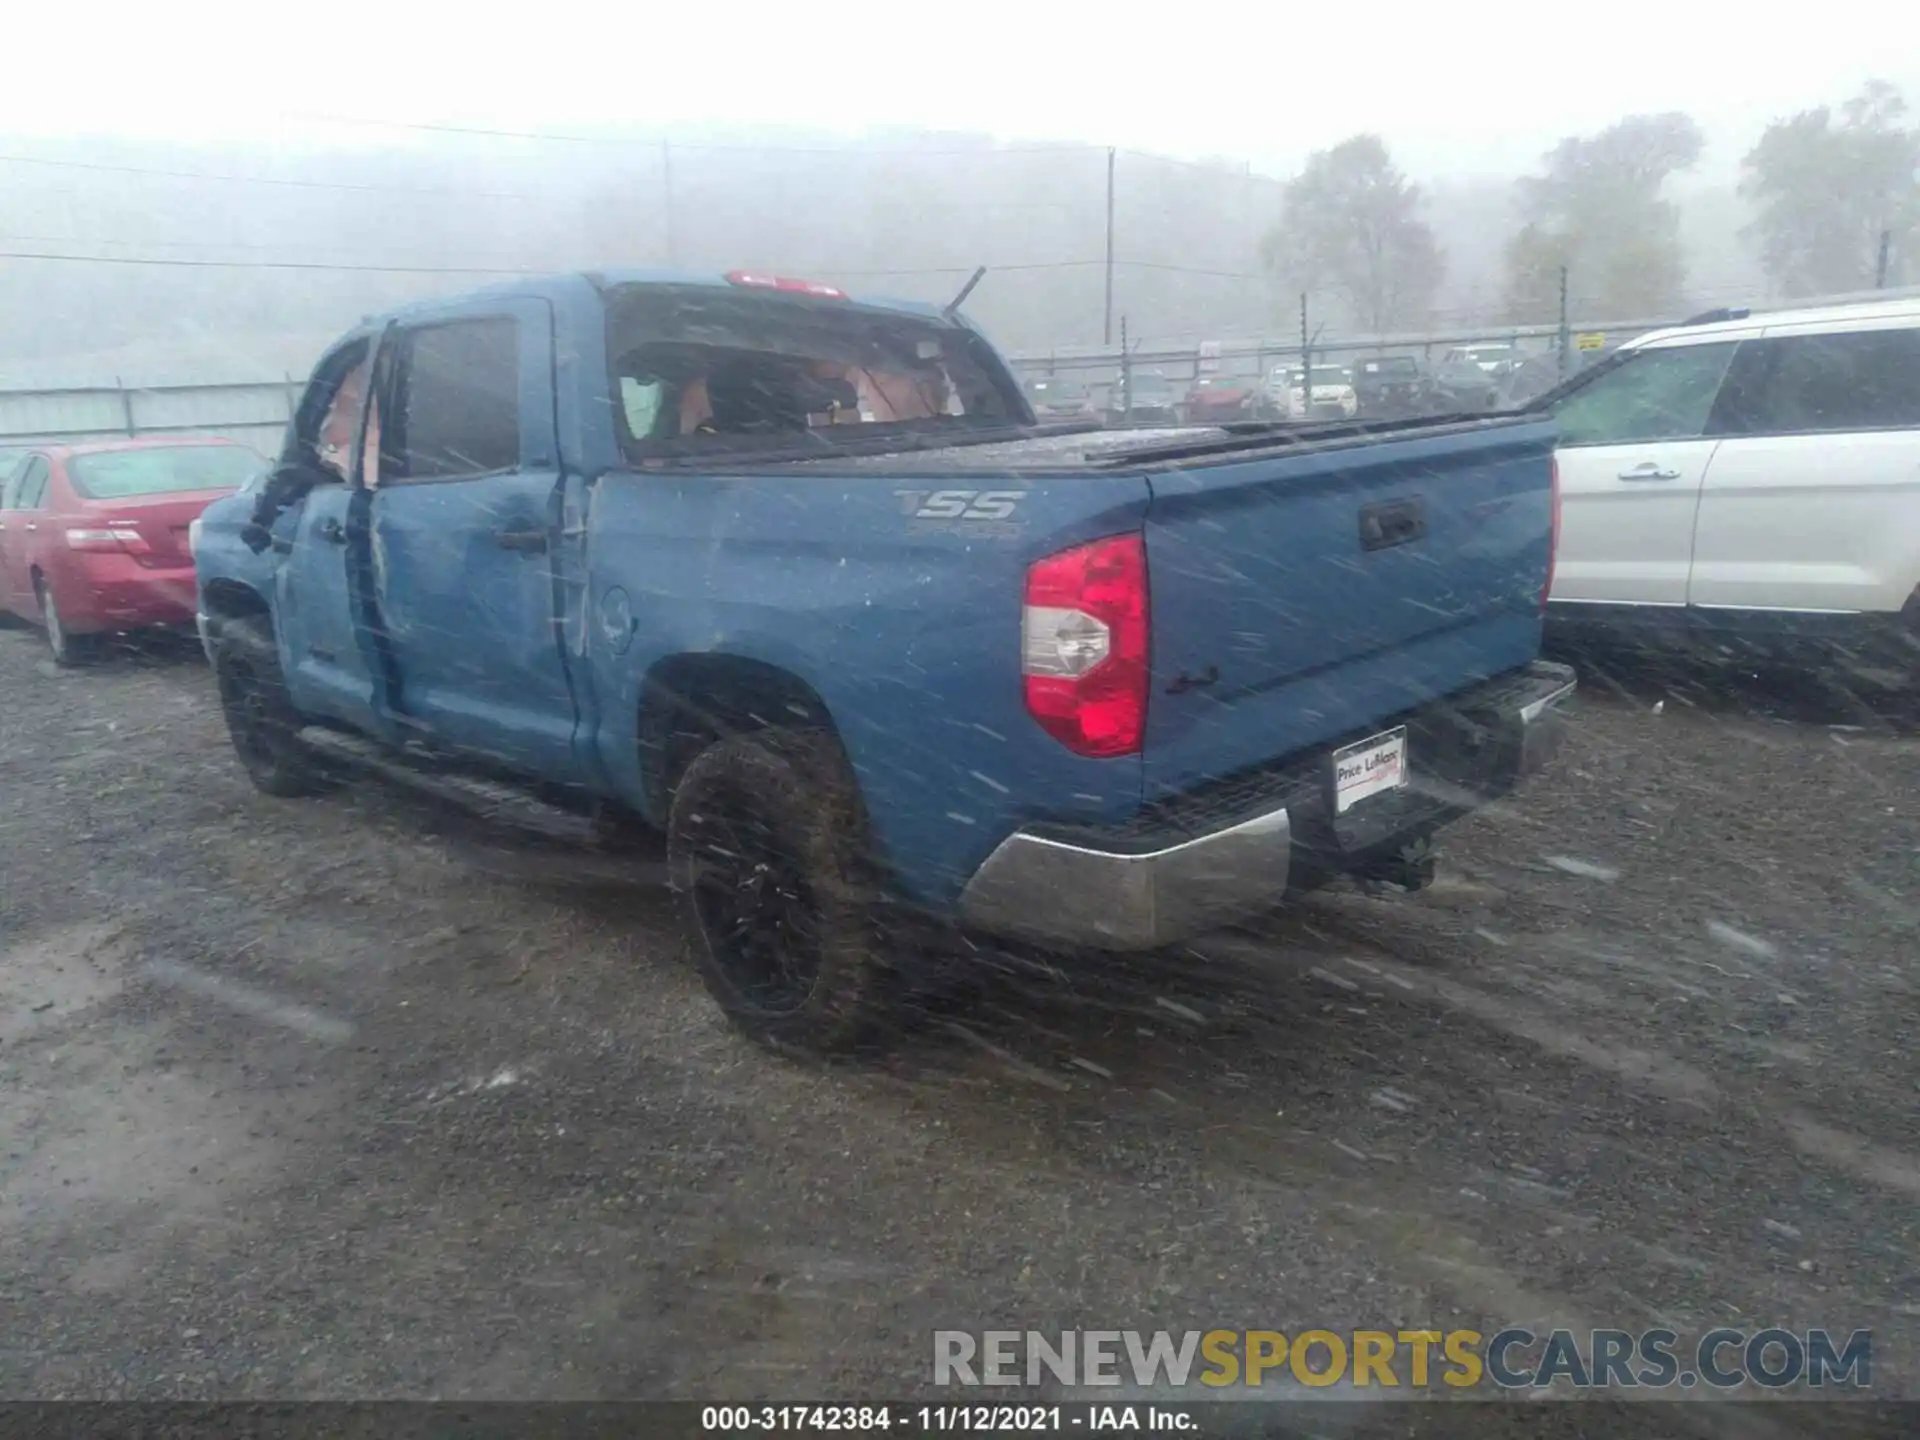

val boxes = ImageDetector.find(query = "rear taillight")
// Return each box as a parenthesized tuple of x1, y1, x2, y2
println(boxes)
(1542, 456, 1562, 612)
(66, 526, 149, 556)
(1022, 533, 1149, 758)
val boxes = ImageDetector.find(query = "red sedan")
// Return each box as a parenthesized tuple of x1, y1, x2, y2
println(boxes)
(0, 437, 262, 663)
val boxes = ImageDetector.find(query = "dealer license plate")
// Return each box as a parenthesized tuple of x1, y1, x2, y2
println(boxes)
(1332, 726, 1409, 814)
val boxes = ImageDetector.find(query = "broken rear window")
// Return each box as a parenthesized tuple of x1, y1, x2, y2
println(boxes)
(604, 284, 1024, 461)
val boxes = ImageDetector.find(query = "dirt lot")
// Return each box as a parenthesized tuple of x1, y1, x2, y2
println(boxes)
(0, 626, 1914, 1432)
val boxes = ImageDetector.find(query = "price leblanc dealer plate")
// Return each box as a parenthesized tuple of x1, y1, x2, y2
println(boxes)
(1332, 725, 1409, 814)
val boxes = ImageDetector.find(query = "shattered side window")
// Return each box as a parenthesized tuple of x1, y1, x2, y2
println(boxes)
(620, 376, 666, 439)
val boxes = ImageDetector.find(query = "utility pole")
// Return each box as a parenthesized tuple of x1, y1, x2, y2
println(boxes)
(662, 138, 679, 268)
(1119, 315, 1132, 417)
(1103, 147, 1116, 347)
(1556, 264, 1571, 376)
(1299, 293, 1309, 418)
(1876, 229, 1892, 289)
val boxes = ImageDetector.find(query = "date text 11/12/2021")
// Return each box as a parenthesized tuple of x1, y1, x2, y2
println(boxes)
(701, 1405, 1197, 1432)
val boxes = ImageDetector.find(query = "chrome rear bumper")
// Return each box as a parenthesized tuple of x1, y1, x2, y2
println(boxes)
(957, 661, 1575, 951)
(958, 805, 1293, 952)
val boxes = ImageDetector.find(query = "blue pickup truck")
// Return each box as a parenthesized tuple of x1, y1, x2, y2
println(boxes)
(192, 270, 1573, 1048)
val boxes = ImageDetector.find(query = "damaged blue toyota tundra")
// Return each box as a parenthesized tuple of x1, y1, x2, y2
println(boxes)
(190, 269, 1574, 1049)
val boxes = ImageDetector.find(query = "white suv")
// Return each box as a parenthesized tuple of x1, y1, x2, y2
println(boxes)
(1539, 295, 1920, 674)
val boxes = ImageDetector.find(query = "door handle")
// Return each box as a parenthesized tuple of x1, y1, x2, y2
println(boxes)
(24, 522, 36, 532)
(494, 527, 549, 554)
(1617, 462, 1680, 481)
(317, 516, 347, 544)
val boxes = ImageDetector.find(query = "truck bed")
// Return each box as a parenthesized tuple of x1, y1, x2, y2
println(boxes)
(783, 413, 1523, 473)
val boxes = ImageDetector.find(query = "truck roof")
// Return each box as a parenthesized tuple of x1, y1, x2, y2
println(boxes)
(367, 270, 951, 330)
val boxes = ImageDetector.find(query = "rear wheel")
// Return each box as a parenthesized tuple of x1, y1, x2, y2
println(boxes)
(667, 730, 891, 1051)
(212, 615, 333, 797)
(35, 577, 95, 666)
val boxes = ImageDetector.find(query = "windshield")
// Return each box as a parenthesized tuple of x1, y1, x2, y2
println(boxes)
(67, 444, 261, 498)
(1362, 357, 1419, 376)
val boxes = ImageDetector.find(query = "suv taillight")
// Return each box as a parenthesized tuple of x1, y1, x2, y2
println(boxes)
(1022, 533, 1149, 757)
(1542, 456, 1562, 612)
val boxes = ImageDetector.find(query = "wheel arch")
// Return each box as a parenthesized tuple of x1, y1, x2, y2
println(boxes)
(635, 651, 846, 820)
(202, 578, 274, 626)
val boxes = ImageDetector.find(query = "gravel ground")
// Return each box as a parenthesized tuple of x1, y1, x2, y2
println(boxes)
(0, 625, 1914, 1435)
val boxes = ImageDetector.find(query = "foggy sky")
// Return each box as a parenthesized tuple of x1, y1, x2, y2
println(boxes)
(0, 0, 1907, 381)
(5, 0, 1912, 180)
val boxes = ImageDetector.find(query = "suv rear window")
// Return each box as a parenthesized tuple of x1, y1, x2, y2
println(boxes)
(68, 445, 260, 499)
(1711, 328, 1920, 435)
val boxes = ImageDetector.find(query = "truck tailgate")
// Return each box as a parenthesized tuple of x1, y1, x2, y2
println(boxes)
(1140, 417, 1558, 798)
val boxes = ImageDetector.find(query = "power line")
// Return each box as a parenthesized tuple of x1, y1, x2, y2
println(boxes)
(0, 245, 1322, 285)
(1116, 148, 1287, 184)
(0, 151, 533, 200)
(0, 249, 533, 276)
(1116, 259, 1263, 280)
(0, 229, 545, 267)
(286, 111, 1094, 157)
(0, 249, 1119, 279)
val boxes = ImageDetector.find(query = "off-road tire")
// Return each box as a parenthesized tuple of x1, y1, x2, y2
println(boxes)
(667, 729, 891, 1051)
(212, 615, 333, 798)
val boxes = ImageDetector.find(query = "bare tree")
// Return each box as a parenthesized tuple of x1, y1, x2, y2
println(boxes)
(1501, 113, 1703, 321)
(1260, 136, 1443, 334)
(1741, 80, 1920, 296)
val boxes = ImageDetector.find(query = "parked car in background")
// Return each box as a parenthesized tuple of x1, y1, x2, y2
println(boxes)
(1269, 363, 1359, 420)
(1444, 342, 1518, 376)
(1021, 376, 1102, 422)
(0, 437, 261, 663)
(1495, 353, 1570, 409)
(1353, 355, 1431, 418)
(1183, 374, 1273, 422)
(1110, 371, 1182, 423)
(1428, 357, 1502, 411)
(1535, 295, 1920, 682)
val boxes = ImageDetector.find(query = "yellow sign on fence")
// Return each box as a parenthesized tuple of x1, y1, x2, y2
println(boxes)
(1574, 331, 1607, 352)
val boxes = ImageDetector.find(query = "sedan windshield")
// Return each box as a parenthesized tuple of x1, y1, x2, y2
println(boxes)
(67, 445, 261, 499)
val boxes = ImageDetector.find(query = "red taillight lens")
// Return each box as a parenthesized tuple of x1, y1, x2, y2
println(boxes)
(1542, 456, 1562, 612)
(1022, 533, 1149, 758)
(66, 526, 148, 556)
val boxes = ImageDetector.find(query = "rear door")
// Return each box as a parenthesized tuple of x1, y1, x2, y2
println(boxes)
(365, 299, 579, 778)
(1547, 336, 1745, 606)
(1689, 319, 1920, 614)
